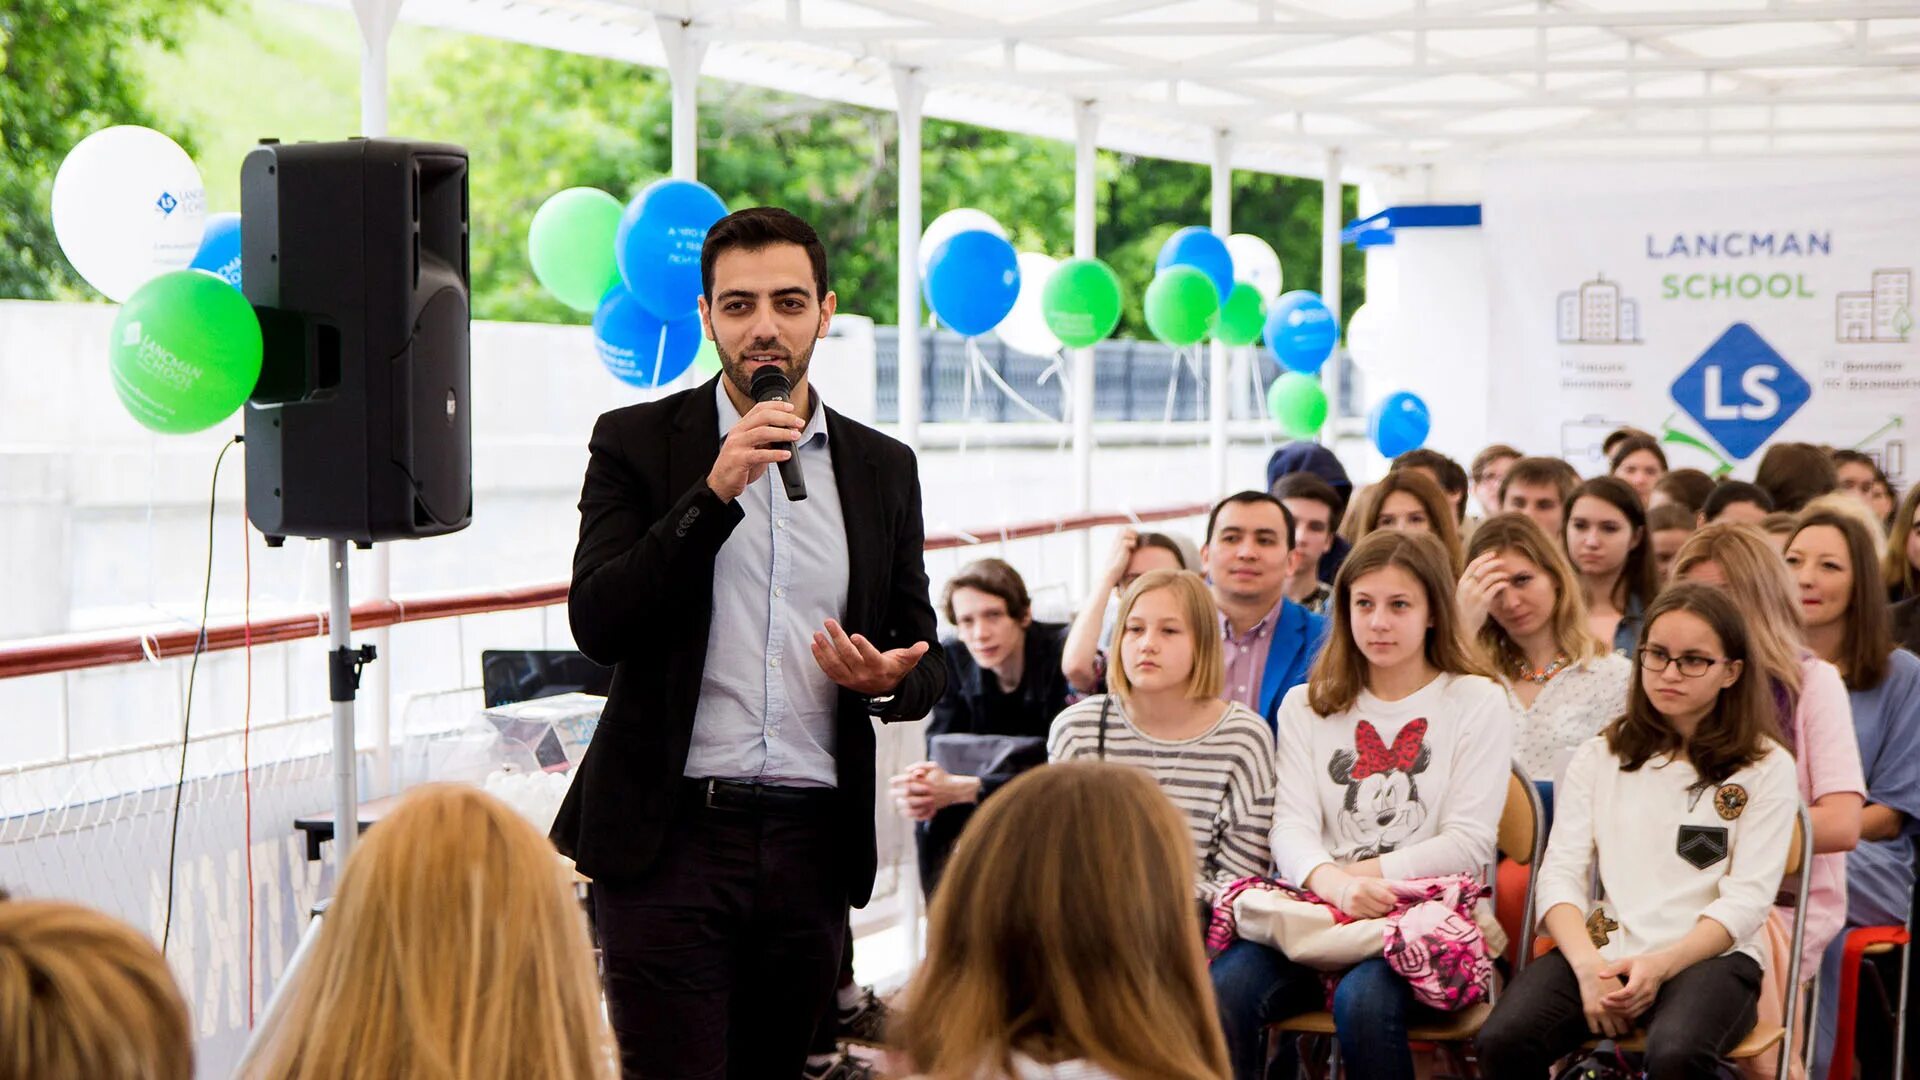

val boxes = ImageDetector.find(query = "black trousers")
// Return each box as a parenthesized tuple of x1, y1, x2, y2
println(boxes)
(594, 787, 848, 1080)
(1477, 950, 1761, 1080)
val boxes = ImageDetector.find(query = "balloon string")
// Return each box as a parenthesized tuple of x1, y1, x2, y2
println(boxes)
(1246, 347, 1273, 453)
(971, 344, 1065, 425)
(649, 324, 667, 388)
(958, 337, 977, 456)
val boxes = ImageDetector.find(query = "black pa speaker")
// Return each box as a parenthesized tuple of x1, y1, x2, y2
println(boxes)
(240, 137, 472, 546)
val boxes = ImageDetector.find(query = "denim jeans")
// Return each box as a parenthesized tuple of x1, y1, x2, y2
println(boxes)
(1211, 940, 1423, 1080)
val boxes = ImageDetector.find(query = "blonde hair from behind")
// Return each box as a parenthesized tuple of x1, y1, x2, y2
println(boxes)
(243, 784, 616, 1080)
(0, 899, 193, 1080)
(895, 762, 1230, 1080)
(1105, 569, 1225, 707)
(1669, 523, 1806, 703)
(1464, 513, 1608, 674)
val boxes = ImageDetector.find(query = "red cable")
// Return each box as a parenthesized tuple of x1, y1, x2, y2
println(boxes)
(242, 475, 255, 1027)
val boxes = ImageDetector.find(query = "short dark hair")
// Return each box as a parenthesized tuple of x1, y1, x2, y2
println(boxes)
(1470, 444, 1523, 482)
(940, 558, 1032, 624)
(1205, 491, 1295, 551)
(1754, 441, 1838, 513)
(1391, 449, 1468, 518)
(1652, 468, 1716, 514)
(1701, 480, 1774, 522)
(1647, 503, 1697, 533)
(1498, 456, 1580, 506)
(1272, 472, 1343, 521)
(700, 206, 830, 301)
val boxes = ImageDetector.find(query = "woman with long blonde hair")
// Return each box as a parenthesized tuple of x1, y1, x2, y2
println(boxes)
(242, 784, 616, 1080)
(894, 762, 1231, 1080)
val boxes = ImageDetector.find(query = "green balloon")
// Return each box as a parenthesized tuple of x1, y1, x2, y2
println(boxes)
(1040, 257, 1123, 348)
(110, 270, 262, 434)
(528, 187, 623, 313)
(1144, 266, 1219, 347)
(1213, 282, 1266, 347)
(693, 335, 720, 377)
(1267, 372, 1328, 439)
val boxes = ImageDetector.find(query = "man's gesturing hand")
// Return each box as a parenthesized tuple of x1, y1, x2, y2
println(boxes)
(707, 400, 804, 503)
(812, 618, 929, 696)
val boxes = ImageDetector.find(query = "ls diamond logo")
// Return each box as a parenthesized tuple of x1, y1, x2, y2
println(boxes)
(1670, 322, 1810, 460)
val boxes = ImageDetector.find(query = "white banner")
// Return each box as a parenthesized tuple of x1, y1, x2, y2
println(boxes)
(1485, 159, 1919, 483)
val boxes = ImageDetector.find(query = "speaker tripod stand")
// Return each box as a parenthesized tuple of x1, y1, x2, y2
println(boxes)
(324, 538, 377, 866)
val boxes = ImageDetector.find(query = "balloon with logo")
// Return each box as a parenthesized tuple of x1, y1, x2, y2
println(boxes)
(1267, 372, 1328, 439)
(1155, 227, 1234, 305)
(1343, 302, 1394, 376)
(616, 178, 728, 321)
(1265, 290, 1339, 374)
(594, 286, 703, 388)
(1212, 282, 1266, 347)
(919, 208, 1006, 277)
(108, 270, 262, 434)
(52, 125, 207, 302)
(1144, 266, 1218, 348)
(924, 230, 1020, 338)
(189, 212, 243, 289)
(994, 252, 1063, 357)
(530, 187, 624, 312)
(1370, 391, 1432, 457)
(1041, 258, 1123, 348)
(1227, 233, 1284, 300)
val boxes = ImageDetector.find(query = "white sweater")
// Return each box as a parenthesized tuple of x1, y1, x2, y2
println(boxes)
(1270, 672, 1515, 886)
(1534, 736, 1798, 966)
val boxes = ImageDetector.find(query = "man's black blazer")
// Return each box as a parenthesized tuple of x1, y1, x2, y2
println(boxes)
(550, 377, 947, 905)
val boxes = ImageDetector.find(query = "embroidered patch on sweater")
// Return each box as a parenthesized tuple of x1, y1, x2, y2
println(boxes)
(1586, 907, 1619, 948)
(1715, 784, 1748, 821)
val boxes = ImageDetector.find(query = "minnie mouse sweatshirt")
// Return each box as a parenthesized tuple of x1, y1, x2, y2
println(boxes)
(1270, 672, 1516, 886)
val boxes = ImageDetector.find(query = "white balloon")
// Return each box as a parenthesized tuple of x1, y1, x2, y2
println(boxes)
(52, 126, 206, 302)
(994, 252, 1063, 357)
(920, 207, 1006, 277)
(1343, 302, 1395, 376)
(1227, 233, 1284, 300)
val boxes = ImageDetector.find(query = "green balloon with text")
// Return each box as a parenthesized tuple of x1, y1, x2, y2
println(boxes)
(1040, 257, 1123, 348)
(109, 270, 263, 434)
(1213, 282, 1266, 346)
(1267, 371, 1328, 438)
(1145, 266, 1219, 347)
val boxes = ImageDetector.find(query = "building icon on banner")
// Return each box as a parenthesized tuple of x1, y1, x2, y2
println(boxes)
(1558, 275, 1642, 344)
(1836, 269, 1913, 343)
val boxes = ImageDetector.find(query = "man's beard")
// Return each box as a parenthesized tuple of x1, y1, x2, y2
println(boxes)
(717, 336, 814, 400)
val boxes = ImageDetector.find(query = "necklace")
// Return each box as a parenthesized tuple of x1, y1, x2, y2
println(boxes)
(1514, 652, 1572, 686)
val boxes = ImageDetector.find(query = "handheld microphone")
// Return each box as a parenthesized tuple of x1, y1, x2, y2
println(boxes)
(749, 367, 808, 502)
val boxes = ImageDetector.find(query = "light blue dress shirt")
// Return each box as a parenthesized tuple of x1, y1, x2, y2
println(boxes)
(684, 378, 850, 788)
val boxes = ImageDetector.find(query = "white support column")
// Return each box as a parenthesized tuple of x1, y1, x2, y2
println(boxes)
(895, 68, 925, 453)
(658, 20, 707, 180)
(352, 0, 400, 800)
(1208, 128, 1233, 498)
(1320, 148, 1344, 438)
(1072, 101, 1099, 594)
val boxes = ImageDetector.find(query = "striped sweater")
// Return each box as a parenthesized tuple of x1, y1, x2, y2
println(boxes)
(1048, 695, 1276, 901)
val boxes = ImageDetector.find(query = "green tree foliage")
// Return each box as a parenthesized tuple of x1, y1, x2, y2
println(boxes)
(0, 0, 215, 299)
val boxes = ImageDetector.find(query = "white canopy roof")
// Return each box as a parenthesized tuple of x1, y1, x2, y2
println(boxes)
(326, 0, 1920, 180)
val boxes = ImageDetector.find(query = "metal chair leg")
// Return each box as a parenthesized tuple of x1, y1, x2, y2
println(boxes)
(1896, 941, 1911, 1080)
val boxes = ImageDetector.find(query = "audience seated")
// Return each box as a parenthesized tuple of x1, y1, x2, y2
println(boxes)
(893, 558, 1074, 895)
(1391, 448, 1470, 523)
(1883, 485, 1920, 606)
(1198, 493, 1328, 728)
(1607, 435, 1669, 508)
(1272, 472, 1343, 614)
(1784, 510, 1920, 1080)
(1048, 570, 1275, 905)
(0, 898, 193, 1080)
(1647, 504, 1697, 581)
(1461, 514, 1631, 819)
(1757, 511, 1800, 556)
(1650, 468, 1715, 516)
(1564, 477, 1657, 655)
(1362, 468, 1465, 575)
(1499, 456, 1581, 539)
(1700, 480, 1774, 526)
(1061, 530, 1187, 695)
(242, 784, 616, 1080)
(1833, 449, 1897, 529)
(1211, 530, 1513, 1080)
(1755, 442, 1839, 514)
(1601, 426, 1657, 461)
(1267, 443, 1355, 583)
(892, 762, 1232, 1080)
(1476, 585, 1799, 1080)
(1469, 444, 1524, 531)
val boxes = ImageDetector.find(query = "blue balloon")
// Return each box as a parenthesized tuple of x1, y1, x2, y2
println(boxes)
(593, 286, 703, 388)
(615, 178, 729, 321)
(1264, 290, 1339, 374)
(1155, 227, 1234, 304)
(924, 230, 1020, 337)
(190, 212, 243, 289)
(1369, 392, 1432, 457)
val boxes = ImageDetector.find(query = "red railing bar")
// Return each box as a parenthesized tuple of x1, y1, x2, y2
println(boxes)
(0, 503, 1210, 681)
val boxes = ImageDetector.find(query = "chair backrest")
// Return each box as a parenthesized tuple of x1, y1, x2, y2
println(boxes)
(1497, 764, 1545, 867)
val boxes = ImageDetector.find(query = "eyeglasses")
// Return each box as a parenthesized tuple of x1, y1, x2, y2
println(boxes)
(1636, 647, 1725, 678)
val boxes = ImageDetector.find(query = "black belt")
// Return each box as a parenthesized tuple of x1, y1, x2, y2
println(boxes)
(683, 777, 838, 815)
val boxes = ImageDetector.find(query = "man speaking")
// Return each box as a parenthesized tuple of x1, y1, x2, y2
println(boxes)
(552, 207, 946, 1079)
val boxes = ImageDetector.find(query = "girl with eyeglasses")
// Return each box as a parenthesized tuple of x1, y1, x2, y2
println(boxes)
(1477, 585, 1798, 1080)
